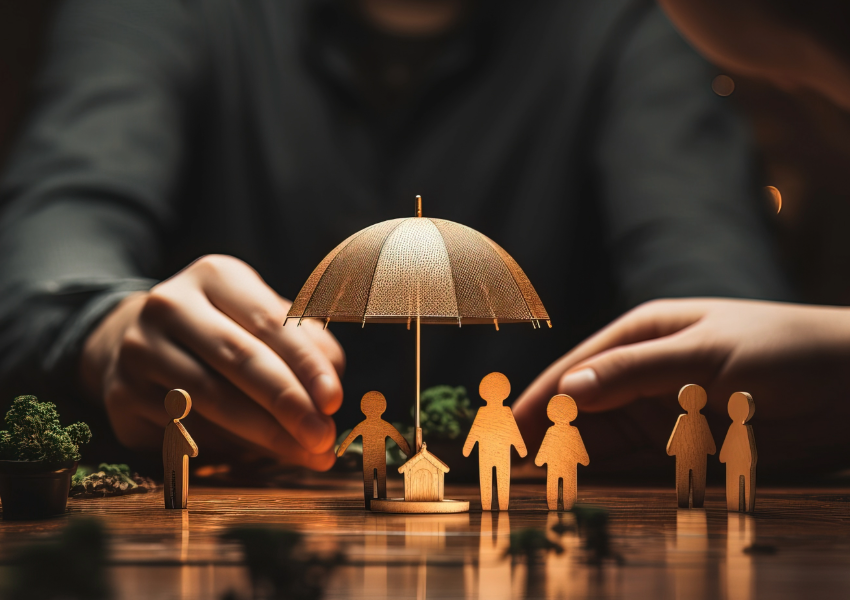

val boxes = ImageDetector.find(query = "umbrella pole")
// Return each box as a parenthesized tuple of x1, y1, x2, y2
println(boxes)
(415, 316, 422, 454)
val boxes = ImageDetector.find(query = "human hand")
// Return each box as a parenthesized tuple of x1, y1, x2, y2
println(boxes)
(514, 298, 850, 446)
(80, 255, 345, 471)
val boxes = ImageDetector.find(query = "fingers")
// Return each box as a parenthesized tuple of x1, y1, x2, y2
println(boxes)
(118, 323, 336, 468)
(513, 298, 708, 420)
(558, 329, 724, 412)
(142, 285, 336, 454)
(189, 256, 345, 415)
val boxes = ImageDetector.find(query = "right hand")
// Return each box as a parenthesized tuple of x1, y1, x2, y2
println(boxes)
(80, 255, 345, 471)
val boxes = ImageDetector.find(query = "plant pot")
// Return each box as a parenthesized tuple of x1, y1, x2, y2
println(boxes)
(0, 460, 78, 520)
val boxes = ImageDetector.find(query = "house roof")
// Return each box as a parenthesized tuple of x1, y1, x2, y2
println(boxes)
(397, 442, 450, 474)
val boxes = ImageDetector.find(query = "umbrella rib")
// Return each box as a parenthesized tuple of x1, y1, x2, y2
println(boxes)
(361, 219, 408, 326)
(480, 235, 538, 321)
(293, 224, 375, 323)
(433, 221, 462, 326)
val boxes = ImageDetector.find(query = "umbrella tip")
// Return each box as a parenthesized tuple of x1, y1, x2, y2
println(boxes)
(415, 195, 422, 217)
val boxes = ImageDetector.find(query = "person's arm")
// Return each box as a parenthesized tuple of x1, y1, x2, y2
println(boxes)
(509, 413, 528, 458)
(514, 7, 789, 441)
(534, 430, 553, 467)
(0, 0, 345, 471)
(666, 416, 684, 456)
(575, 431, 590, 466)
(704, 419, 717, 455)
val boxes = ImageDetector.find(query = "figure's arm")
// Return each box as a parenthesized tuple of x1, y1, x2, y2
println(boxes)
(336, 424, 362, 457)
(703, 419, 717, 455)
(509, 414, 528, 458)
(176, 422, 199, 458)
(575, 430, 590, 466)
(462, 417, 482, 457)
(534, 430, 553, 467)
(718, 426, 732, 464)
(747, 425, 758, 467)
(666, 416, 684, 456)
(385, 423, 411, 457)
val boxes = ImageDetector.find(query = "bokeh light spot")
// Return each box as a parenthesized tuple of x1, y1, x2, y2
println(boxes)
(712, 75, 735, 97)
(765, 185, 782, 214)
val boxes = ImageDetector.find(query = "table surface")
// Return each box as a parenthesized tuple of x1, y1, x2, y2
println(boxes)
(2, 480, 850, 600)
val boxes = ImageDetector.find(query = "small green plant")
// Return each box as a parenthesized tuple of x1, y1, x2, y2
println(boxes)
(0, 395, 91, 463)
(71, 463, 156, 497)
(413, 385, 475, 440)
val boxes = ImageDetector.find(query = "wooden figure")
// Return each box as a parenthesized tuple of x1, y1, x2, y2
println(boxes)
(666, 384, 716, 508)
(534, 394, 589, 511)
(163, 389, 198, 509)
(398, 442, 450, 501)
(719, 392, 757, 513)
(463, 372, 527, 511)
(337, 391, 412, 509)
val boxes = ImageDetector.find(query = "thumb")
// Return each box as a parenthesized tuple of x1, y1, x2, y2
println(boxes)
(558, 334, 723, 412)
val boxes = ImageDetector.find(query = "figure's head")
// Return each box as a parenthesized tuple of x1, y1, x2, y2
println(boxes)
(479, 372, 510, 405)
(547, 394, 577, 424)
(658, 0, 850, 111)
(165, 389, 192, 420)
(678, 384, 707, 414)
(728, 392, 756, 424)
(361, 391, 387, 417)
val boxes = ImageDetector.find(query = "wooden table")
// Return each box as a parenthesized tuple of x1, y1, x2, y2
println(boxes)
(2, 480, 850, 599)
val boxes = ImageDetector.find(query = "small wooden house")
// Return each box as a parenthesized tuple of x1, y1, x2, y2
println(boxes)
(398, 443, 450, 502)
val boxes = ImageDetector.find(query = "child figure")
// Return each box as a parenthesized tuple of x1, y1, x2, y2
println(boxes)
(667, 384, 716, 508)
(534, 394, 589, 511)
(463, 372, 527, 511)
(719, 392, 757, 512)
(163, 389, 199, 509)
(337, 391, 411, 509)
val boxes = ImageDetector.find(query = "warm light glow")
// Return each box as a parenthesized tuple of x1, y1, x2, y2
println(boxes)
(712, 74, 735, 97)
(765, 185, 782, 213)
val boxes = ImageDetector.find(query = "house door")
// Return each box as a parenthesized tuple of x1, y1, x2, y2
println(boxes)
(412, 470, 435, 501)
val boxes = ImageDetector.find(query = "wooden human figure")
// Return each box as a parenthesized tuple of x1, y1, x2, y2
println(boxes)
(666, 384, 716, 508)
(463, 372, 527, 511)
(163, 389, 198, 509)
(719, 392, 757, 512)
(337, 391, 411, 509)
(534, 394, 589, 511)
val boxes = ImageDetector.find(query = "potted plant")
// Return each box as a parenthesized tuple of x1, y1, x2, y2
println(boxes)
(0, 395, 91, 520)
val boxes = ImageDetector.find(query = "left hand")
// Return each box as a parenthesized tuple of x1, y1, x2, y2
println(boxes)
(513, 298, 850, 447)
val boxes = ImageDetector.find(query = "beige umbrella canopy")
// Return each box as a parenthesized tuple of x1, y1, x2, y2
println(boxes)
(285, 196, 550, 451)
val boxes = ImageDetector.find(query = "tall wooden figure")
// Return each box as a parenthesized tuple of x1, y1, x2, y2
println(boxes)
(534, 394, 589, 511)
(719, 392, 757, 512)
(163, 389, 198, 509)
(667, 384, 715, 508)
(337, 391, 411, 509)
(463, 372, 527, 511)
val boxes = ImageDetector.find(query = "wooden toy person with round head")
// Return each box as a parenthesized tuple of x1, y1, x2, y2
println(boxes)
(534, 394, 589, 511)
(163, 389, 199, 509)
(337, 391, 411, 509)
(463, 373, 527, 511)
(719, 392, 757, 512)
(666, 384, 715, 508)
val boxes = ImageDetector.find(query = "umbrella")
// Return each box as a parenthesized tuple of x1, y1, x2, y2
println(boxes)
(285, 196, 550, 453)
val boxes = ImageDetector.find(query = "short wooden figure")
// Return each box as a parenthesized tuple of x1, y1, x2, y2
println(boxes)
(463, 372, 527, 511)
(163, 389, 198, 510)
(534, 394, 589, 511)
(337, 391, 412, 509)
(667, 384, 716, 508)
(719, 392, 757, 512)
(398, 442, 450, 501)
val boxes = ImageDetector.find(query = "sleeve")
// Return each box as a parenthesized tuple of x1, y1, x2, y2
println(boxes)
(0, 0, 207, 399)
(593, 4, 791, 307)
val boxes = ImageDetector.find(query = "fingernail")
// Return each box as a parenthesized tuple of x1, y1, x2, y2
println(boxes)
(301, 412, 331, 450)
(559, 368, 599, 401)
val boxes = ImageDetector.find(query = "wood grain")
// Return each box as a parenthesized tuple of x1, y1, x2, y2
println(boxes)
(163, 389, 198, 510)
(369, 498, 469, 513)
(463, 373, 527, 511)
(719, 392, 757, 512)
(534, 394, 589, 511)
(337, 391, 411, 509)
(667, 384, 716, 508)
(398, 442, 448, 502)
